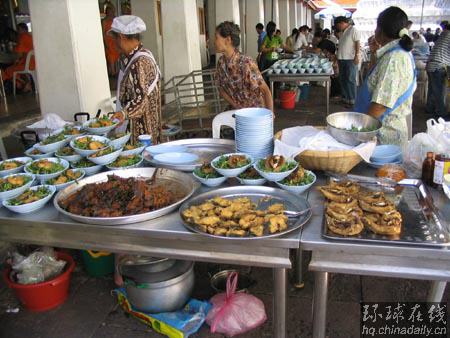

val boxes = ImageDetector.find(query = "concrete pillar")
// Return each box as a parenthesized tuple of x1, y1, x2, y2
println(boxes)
(278, 0, 289, 39)
(215, 0, 240, 26)
(131, 0, 163, 71)
(272, 0, 279, 26)
(197, 0, 208, 68)
(206, 0, 216, 56)
(264, 0, 271, 23)
(297, 2, 304, 26)
(246, 0, 264, 59)
(239, 0, 246, 54)
(29, 0, 111, 121)
(289, 0, 297, 30)
(161, 0, 202, 82)
(306, 6, 311, 27)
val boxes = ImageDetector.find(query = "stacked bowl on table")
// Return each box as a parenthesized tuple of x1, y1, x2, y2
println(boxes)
(235, 108, 274, 160)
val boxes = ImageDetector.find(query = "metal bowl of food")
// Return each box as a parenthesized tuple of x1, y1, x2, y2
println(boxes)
(326, 112, 381, 146)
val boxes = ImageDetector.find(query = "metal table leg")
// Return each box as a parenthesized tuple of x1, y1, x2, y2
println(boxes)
(273, 268, 287, 338)
(270, 80, 274, 98)
(312, 271, 329, 338)
(0, 137, 7, 160)
(294, 249, 305, 288)
(427, 281, 447, 302)
(326, 80, 330, 115)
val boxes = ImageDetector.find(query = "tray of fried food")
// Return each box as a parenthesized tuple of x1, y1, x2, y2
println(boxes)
(179, 186, 312, 239)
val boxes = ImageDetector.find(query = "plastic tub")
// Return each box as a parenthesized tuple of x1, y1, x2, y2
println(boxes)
(3, 252, 75, 312)
(279, 90, 296, 109)
(81, 250, 114, 277)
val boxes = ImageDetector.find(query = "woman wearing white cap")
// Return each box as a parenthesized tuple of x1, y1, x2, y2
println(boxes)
(110, 15, 161, 144)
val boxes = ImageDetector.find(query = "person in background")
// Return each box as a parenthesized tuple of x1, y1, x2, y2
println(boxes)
(255, 23, 266, 53)
(318, 29, 337, 53)
(285, 28, 298, 52)
(354, 6, 416, 149)
(321, 42, 341, 99)
(433, 27, 442, 42)
(329, 27, 339, 44)
(406, 20, 413, 31)
(102, 4, 120, 76)
(293, 25, 309, 50)
(275, 29, 282, 38)
(306, 27, 314, 44)
(424, 28, 434, 42)
(335, 16, 361, 108)
(261, 21, 284, 69)
(412, 31, 430, 56)
(311, 30, 323, 49)
(1, 23, 35, 92)
(215, 21, 273, 112)
(425, 22, 450, 119)
(110, 15, 162, 145)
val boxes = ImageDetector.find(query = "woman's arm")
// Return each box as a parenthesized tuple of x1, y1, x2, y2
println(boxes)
(219, 88, 239, 108)
(367, 102, 387, 119)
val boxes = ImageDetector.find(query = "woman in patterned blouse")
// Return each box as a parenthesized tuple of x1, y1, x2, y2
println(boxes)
(215, 21, 273, 112)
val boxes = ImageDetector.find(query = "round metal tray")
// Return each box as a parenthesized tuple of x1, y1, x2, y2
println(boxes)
(143, 138, 235, 172)
(54, 168, 200, 225)
(179, 185, 312, 239)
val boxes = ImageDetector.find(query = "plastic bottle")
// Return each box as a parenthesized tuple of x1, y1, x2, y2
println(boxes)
(421, 152, 435, 186)
(432, 154, 446, 188)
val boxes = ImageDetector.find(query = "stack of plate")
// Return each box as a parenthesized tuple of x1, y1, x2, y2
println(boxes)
(235, 108, 274, 159)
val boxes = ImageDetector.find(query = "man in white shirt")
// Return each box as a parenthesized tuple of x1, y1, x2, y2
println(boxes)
(307, 27, 314, 44)
(293, 25, 309, 50)
(335, 16, 360, 106)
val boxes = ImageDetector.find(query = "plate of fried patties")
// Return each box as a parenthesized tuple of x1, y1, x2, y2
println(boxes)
(319, 181, 402, 237)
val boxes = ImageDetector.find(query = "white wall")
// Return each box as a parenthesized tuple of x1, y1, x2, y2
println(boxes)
(206, 0, 216, 55)
(197, 0, 208, 67)
(29, 0, 111, 120)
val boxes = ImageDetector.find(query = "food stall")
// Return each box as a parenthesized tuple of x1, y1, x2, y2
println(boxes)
(0, 110, 449, 338)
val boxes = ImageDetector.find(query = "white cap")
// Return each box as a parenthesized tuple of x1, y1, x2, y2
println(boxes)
(108, 15, 146, 35)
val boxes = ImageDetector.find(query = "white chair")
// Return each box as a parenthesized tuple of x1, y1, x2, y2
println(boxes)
(13, 50, 38, 96)
(212, 110, 236, 139)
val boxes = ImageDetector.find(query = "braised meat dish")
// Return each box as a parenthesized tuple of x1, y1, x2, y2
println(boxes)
(60, 175, 176, 217)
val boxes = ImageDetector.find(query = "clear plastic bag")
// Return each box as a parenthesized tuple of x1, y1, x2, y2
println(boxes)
(10, 247, 66, 285)
(206, 272, 267, 337)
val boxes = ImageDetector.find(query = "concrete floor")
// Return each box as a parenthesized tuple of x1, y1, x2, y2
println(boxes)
(0, 85, 448, 338)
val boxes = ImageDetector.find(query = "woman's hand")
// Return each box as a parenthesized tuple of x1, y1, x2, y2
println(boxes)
(112, 111, 125, 125)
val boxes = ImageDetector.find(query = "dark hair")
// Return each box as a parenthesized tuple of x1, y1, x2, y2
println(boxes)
(291, 28, 298, 36)
(314, 31, 322, 38)
(412, 31, 419, 38)
(276, 29, 281, 35)
(322, 28, 331, 36)
(256, 23, 264, 30)
(334, 16, 349, 25)
(377, 6, 413, 52)
(440, 20, 449, 30)
(216, 21, 241, 48)
(17, 23, 28, 32)
(266, 21, 276, 39)
(407, 20, 413, 27)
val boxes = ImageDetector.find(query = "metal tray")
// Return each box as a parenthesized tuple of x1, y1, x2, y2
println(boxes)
(143, 138, 235, 172)
(322, 179, 450, 247)
(54, 168, 200, 225)
(179, 185, 312, 239)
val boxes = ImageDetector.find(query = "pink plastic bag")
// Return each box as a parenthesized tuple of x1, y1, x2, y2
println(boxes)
(206, 272, 267, 337)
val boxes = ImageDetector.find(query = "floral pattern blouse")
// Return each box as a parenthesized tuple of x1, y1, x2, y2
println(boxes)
(215, 51, 265, 109)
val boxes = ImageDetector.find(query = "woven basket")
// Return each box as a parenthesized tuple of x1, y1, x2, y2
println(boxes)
(274, 130, 362, 174)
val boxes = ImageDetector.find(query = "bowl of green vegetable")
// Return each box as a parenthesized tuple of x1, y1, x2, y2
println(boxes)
(25, 146, 54, 160)
(71, 159, 103, 176)
(0, 157, 32, 177)
(2, 185, 56, 214)
(34, 131, 71, 153)
(55, 146, 82, 163)
(327, 112, 381, 146)
(254, 155, 298, 182)
(106, 155, 143, 170)
(24, 158, 69, 182)
(236, 167, 267, 186)
(210, 153, 254, 177)
(0, 173, 35, 201)
(275, 167, 316, 195)
(192, 164, 227, 187)
(87, 146, 123, 165)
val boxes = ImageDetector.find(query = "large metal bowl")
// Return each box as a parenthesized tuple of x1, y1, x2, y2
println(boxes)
(327, 112, 381, 146)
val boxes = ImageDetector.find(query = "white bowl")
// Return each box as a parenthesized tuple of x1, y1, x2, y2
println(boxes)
(106, 155, 143, 171)
(275, 170, 316, 195)
(24, 147, 54, 160)
(71, 161, 103, 176)
(253, 159, 298, 182)
(44, 169, 85, 191)
(88, 147, 123, 165)
(70, 135, 110, 157)
(82, 118, 118, 135)
(211, 153, 254, 177)
(274, 69, 282, 74)
(192, 171, 227, 187)
(145, 144, 188, 156)
(267, 69, 274, 75)
(52, 125, 84, 140)
(34, 133, 70, 154)
(121, 144, 146, 156)
(0, 173, 35, 201)
(108, 133, 131, 150)
(236, 177, 267, 186)
(54, 148, 82, 163)
(24, 157, 70, 182)
(0, 157, 32, 177)
(2, 185, 56, 214)
(315, 68, 323, 73)
(306, 68, 314, 74)
(290, 68, 298, 74)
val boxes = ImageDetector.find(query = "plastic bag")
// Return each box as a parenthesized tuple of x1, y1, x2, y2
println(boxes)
(206, 272, 267, 337)
(10, 247, 66, 285)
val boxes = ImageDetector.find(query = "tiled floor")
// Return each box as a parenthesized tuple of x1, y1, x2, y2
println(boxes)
(0, 85, 448, 338)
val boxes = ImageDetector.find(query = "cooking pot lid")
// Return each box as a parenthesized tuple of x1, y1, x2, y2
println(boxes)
(122, 260, 193, 284)
(119, 255, 169, 266)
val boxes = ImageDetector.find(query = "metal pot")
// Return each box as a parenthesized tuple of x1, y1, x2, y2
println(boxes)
(118, 255, 176, 276)
(124, 260, 194, 313)
(210, 269, 256, 293)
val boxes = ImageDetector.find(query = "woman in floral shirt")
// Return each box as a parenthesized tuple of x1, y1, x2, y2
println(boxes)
(215, 21, 273, 112)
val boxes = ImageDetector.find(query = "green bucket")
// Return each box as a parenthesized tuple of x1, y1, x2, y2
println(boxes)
(81, 250, 114, 277)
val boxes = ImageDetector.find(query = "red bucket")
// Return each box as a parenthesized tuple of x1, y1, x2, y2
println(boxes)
(279, 90, 296, 109)
(3, 252, 75, 312)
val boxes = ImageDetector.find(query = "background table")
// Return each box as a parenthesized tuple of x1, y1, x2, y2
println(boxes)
(267, 73, 331, 115)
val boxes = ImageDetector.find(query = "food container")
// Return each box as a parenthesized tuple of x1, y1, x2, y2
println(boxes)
(70, 135, 110, 157)
(370, 145, 402, 164)
(82, 119, 118, 135)
(122, 260, 194, 313)
(0, 157, 32, 177)
(0, 173, 35, 201)
(24, 158, 70, 182)
(192, 171, 227, 187)
(2, 185, 56, 214)
(87, 147, 123, 166)
(210, 153, 254, 177)
(327, 112, 381, 146)
(253, 159, 298, 182)
(34, 135, 70, 154)
(24, 147, 54, 160)
(210, 270, 255, 293)
(108, 133, 131, 150)
(275, 170, 317, 195)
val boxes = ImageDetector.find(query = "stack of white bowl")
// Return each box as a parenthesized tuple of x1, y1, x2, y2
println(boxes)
(234, 108, 274, 159)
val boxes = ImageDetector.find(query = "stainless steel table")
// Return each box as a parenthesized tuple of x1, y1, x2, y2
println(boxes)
(0, 181, 301, 338)
(267, 73, 331, 115)
(301, 170, 450, 338)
